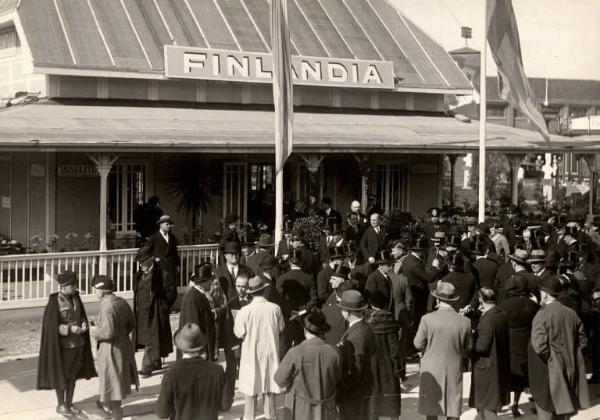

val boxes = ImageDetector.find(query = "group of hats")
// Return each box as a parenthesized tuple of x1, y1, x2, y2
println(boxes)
(57, 271, 115, 291)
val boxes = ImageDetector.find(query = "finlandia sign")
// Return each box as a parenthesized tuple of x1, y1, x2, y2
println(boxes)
(165, 46, 394, 89)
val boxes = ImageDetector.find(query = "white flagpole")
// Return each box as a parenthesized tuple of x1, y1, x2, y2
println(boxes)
(478, 1, 488, 223)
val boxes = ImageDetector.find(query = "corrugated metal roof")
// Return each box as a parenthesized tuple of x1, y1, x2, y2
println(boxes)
(0, 102, 593, 152)
(15, 0, 472, 92)
(486, 77, 600, 105)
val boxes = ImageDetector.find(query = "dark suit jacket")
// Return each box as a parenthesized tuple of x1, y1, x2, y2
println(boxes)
(338, 320, 376, 399)
(441, 270, 476, 312)
(316, 264, 334, 305)
(322, 296, 347, 346)
(156, 357, 225, 420)
(472, 257, 499, 289)
(400, 253, 439, 290)
(246, 250, 271, 277)
(276, 268, 317, 315)
(365, 270, 393, 311)
(343, 224, 362, 245)
(179, 287, 216, 361)
(360, 226, 386, 260)
(145, 231, 180, 304)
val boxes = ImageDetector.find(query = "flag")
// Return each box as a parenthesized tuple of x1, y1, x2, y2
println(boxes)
(487, 0, 550, 142)
(271, 0, 294, 174)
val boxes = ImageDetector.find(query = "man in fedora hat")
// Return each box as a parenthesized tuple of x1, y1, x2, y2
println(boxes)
(336, 290, 375, 420)
(37, 271, 96, 417)
(246, 233, 274, 276)
(528, 276, 590, 419)
(317, 245, 346, 305)
(133, 246, 172, 377)
(320, 223, 345, 266)
(471, 236, 499, 291)
(179, 262, 217, 363)
(322, 278, 355, 346)
(365, 250, 396, 311)
(258, 255, 283, 305)
(529, 249, 554, 280)
(360, 213, 387, 264)
(290, 227, 318, 275)
(390, 239, 409, 274)
(503, 248, 539, 302)
(90, 275, 139, 420)
(234, 276, 285, 420)
(220, 213, 240, 248)
(144, 214, 179, 308)
(275, 308, 342, 420)
(414, 281, 472, 420)
(156, 323, 225, 420)
(468, 288, 510, 420)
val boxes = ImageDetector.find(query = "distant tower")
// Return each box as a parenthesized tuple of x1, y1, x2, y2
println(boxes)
(461, 26, 472, 47)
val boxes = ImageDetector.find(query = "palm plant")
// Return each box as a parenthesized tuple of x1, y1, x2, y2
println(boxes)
(163, 158, 211, 242)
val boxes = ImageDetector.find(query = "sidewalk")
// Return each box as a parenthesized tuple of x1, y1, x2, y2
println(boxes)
(1, 347, 598, 420)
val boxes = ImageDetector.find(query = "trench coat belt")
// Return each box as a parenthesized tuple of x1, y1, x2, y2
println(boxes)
(291, 390, 337, 405)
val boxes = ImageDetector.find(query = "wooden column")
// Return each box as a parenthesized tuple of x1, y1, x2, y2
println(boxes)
(506, 154, 526, 205)
(88, 154, 118, 275)
(447, 154, 462, 207)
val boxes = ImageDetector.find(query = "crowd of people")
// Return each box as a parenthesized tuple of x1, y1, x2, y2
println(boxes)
(35, 197, 600, 420)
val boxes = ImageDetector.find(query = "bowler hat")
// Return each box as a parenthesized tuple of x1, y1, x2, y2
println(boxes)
(259, 255, 279, 271)
(302, 309, 331, 335)
(331, 264, 350, 279)
(329, 246, 347, 260)
(157, 215, 173, 225)
(223, 242, 241, 254)
(256, 234, 274, 248)
(509, 249, 529, 264)
(539, 276, 563, 297)
(57, 271, 77, 286)
(247, 276, 268, 294)
(373, 250, 394, 264)
(224, 213, 238, 225)
(191, 262, 214, 284)
(174, 323, 207, 352)
(527, 249, 546, 264)
(135, 246, 154, 263)
(92, 274, 114, 291)
(337, 290, 367, 311)
(431, 281, 459, 302)
(291, 228, 305, 241)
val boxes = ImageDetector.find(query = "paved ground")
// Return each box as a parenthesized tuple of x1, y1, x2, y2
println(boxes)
(1, 347, 599, 420)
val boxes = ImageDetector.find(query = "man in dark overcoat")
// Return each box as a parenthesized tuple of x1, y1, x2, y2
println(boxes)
(360, 213, 386, 264)
(322, 276, 354, 346)
(469, 288, 510, 419)
(316, 246, 345, 305)
(336, 290, 376, 420)
(246, 234, 273, 276)
(133, 247, 173, 377)
(365, 250, 395, 310)
(178, 263, 216, 363)
(275, 309, 342, 420)
(471, 236, 499, 290)
(144, 214, 179, 308)
(528, 276, 590, 419)
(37, 271, 96, 417)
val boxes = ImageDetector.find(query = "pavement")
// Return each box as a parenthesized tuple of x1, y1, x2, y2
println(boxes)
(1, 347, 599, 420)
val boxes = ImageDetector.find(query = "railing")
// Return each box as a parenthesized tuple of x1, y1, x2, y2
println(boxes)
(0, 244, 220, 309)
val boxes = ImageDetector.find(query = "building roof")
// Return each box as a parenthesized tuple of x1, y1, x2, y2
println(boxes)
(14, 0, 471, 92)
(0, 0, 17, 16)
(0, 101, 595, 153)
(486, 77, 600, 106)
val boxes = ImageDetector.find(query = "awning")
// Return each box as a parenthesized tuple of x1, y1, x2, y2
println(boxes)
(0, 102, 597, 153)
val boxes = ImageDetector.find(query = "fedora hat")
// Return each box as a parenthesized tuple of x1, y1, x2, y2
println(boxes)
(57, 271, 77, 286)
(527, 249, 546, 264)
(135, 246, 154, 263)
(174, 323, 207, 353)
(373, 250, 394, 264)
(223, 241, 241, 254)
(329, 246, 347, 260)
(224, 213, 238, 225)
(509, 249, 529, 264)
(255, 234, 274, 248)
(431, 281, 459, 302)
(539, 275, 563, 297)
(446, 234, 462, 249)
(337, 290, 367, 311)
(302, 309, 331, 335)
(247, 276, 268, 294)
(191, 262, 215, 284)
(331, 264, 350, 280)
(157, 215, 173, 225)
(92, 274, 114, 291)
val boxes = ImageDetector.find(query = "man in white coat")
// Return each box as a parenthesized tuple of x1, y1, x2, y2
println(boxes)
(234, 276, 285, 420)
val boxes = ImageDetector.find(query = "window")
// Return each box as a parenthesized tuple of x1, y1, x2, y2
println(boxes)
(374, 163, 407, 213)
(108, 162, 149, 233)
(250, 164, 273, 192)
(0, 27, 19, 50)
(223, 162, 247, 223)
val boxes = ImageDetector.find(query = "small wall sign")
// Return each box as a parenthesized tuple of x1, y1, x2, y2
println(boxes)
(58, 165, 98, 177)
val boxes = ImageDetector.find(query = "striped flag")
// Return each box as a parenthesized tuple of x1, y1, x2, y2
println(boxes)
(271, 0, 294, 174)
(487, 0, 550, 141)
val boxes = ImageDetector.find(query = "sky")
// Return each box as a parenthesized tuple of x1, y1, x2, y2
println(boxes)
(390, 0, 600, 80)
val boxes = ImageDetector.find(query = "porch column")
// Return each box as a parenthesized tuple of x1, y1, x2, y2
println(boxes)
(446, 154, 462, 206)
(88, 154, 118, 275)
(506, 154, 526, 205)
